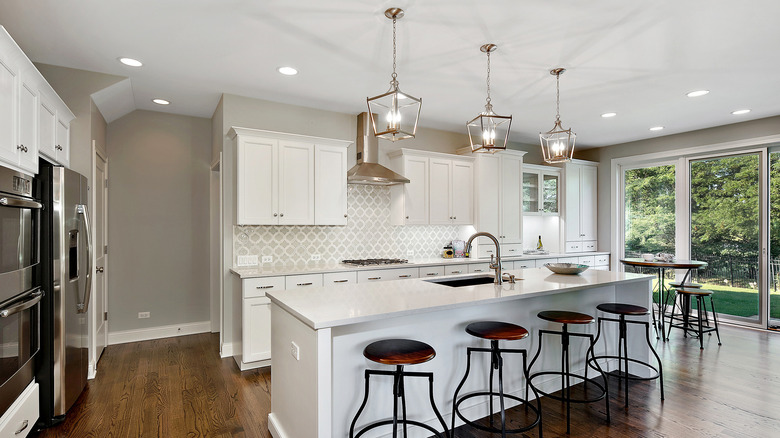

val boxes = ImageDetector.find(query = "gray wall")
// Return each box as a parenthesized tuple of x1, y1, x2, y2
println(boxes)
(107, 110, 212, 332)
(578, 115, 780, 254)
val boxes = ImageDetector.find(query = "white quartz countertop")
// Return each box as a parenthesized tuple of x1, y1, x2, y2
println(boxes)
(230, 251, 609, 278)
(267, 267, 651, 330)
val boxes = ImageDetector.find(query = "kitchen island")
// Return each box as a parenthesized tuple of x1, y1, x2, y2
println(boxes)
(266, 267, 653, 438)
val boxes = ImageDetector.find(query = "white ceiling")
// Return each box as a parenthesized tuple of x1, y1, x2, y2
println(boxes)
(2, 0, 779, 147)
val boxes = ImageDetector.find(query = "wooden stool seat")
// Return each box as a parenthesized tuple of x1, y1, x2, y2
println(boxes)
(674, 288, 713, 296)
(670, 282, 702, 288)
(465, 321, 529, 341)
(363, 339, 435, 366)
(538, 310, 594, 324)
(596, 303, 649, 316)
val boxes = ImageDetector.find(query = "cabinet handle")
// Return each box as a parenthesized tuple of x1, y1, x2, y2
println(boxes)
(451, 270, 462, 274)
(398, 274, 412, 278)
(256, 285, 274, 289)
(333, 279, 349, 283)
(473, 269, 484, 272)
(296, 282, 313, 286)
(426, 272, 438, 276)
(368, 277, 382, 280)
(15, 419, 29, 435)
(508, 249, 516, 252)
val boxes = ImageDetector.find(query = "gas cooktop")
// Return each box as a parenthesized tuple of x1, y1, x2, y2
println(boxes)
(341, 258, 409, 266)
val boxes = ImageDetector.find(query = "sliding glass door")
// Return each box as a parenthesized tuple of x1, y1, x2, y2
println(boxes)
(770, 151, 780, 329)
(690, 153, 762, 324)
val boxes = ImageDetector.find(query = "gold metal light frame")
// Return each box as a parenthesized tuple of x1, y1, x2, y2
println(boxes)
(540, 68, 576, 163)
(366, 8, 422, 142)
(467, 44, 512, 153)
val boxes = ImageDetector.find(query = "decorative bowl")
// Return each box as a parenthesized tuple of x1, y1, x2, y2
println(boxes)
(544, 263, 589, 275)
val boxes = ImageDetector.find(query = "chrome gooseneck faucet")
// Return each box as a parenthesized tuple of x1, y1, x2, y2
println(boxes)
(466, 231, 514, 284)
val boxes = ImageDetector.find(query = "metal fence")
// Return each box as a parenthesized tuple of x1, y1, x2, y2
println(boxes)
(625, 251, 780, 291)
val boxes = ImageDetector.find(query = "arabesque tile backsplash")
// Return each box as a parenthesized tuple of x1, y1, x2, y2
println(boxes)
(234, 185, 465, 266)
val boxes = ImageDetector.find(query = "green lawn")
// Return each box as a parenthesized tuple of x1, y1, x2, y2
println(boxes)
(652, 279, 780, 319)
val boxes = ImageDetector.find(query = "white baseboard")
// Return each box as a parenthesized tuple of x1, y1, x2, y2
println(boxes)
(108, 321, 211, 345)
(220, 342, 233, 358)
(268, 413, 285, 438)
(87, 361, 97, 380)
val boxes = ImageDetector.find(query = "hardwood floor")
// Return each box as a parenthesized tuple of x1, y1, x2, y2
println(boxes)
(32, 325, 780, 437)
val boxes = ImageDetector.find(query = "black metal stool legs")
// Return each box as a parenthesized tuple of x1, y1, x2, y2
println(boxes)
(452, 342, 542, 437)
(350, 366, 449, 438)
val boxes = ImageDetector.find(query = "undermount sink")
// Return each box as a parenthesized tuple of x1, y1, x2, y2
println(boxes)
(425, 275, 496, 287)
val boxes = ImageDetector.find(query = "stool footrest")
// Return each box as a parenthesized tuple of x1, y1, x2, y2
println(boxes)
(527, 371, 608, 404)
(352, 418, 446, 438)
(587, 356, 661, 382)
(453, 391, 541, 434)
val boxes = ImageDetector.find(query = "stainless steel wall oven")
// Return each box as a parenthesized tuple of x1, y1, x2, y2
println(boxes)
(0, 165, 41, 418)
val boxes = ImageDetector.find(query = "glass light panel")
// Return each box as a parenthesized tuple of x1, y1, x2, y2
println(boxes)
(540, 126, 576, 163)
(467, 113, 512, 153)
(367, 88, 422, 142)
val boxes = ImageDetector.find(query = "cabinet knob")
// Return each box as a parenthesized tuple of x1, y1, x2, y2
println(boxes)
(406, 216, 409, 219)
(453, 216, 456, 220)
(344, 214, 348, 218)
(273, 213, 278, 217)
(280, 213, 284, 217)
(96, 266, 104, 273)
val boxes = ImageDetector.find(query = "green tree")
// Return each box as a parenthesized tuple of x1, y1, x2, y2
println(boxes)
(624, 165, 676, 255)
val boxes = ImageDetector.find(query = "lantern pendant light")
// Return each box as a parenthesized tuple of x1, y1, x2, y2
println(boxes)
(467, 44, 512, 153)
(539, 68, 576, 163)
(366, 8, 422, 142)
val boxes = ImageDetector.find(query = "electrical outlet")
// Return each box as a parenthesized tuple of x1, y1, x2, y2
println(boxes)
(262, 255, 273, 263)
(138, 312, 150, 319)
(407, 250, 414, 257)
(310, 254, 321, 261)
(237, 255, 258, 266)
(290, 341, 300, 361)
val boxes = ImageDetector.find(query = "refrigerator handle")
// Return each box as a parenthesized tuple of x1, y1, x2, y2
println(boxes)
(76, 204, 93, 314)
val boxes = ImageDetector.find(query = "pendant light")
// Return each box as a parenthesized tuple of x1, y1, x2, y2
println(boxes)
(539, 68, 576, 163)
(467, 44, 512, 153)
(366, 8, 422, 142)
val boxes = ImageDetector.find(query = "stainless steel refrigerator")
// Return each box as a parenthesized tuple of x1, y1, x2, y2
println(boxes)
(35, 160, 92, 428)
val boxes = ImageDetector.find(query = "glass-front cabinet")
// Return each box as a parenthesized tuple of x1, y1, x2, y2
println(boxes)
(523, 164, 560, 215)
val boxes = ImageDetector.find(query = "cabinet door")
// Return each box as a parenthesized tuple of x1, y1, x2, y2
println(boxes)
(542, 172, 559, 214)
(242, 296, 271, 363)
(38, 97, 56, 159)
(522, 172, 539, 213)
(451, 160, 473, 225)
(475, 154, 500, 236)
(278, 141, 314, 225)
(17, 81, 37, 173)
(580, 165, 598, 241)
(500, 155, 522, 244)
(565, 164, 581, 242)
(403, 156, 429, 224)
(238, 136, 278, 224)
(314, 144, 347, 225)
(55, 117, 69, 168)
(0, 57, 17, 166)
(428, 158, 452, 224)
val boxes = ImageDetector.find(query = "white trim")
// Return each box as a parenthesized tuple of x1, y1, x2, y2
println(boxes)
(220, 341, 233, 358)
(108, 321, 211, 345)
(88, 361, 97, 380)
(268, 413, 286, 438)
(612, 134, 780, 167)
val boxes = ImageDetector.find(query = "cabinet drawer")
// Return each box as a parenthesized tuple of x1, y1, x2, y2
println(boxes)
(595, 255, 609, 266)
(535, 258, 556, 268)
(469, 263, 491, 274)
(323, 271, 357, 286)
(358, 267, 419, 283)
(286, 274, 324, 290)
(243, 276, 285, 298)
(565, 241, 583, 252)
(473, 244, 496, 259)
(0, 382, 38, 438)
(513, 260, 534, 269)
(583, 241, 598, 251)
(419, 266, 445, 278)
(579, 256, 596, 267)
(502, 244, 522, 257)
(558, 256, 579, 264)
(444, 265, 469, 275)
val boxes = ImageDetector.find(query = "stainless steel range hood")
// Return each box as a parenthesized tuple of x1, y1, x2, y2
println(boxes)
(347, 112, 410, 185)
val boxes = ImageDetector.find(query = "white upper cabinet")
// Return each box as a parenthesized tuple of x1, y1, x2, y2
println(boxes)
(558, 159, 598, 252)
(523, 163, 560, 215)
(0, 27, 73, 174)
(499, 153, 522, 244)
(314, 144, 348, 225)
(230, 127, 350, 226)
(388, 149, 474, 226)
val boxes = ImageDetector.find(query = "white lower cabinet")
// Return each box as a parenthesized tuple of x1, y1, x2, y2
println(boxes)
(419, 265, 445, 278)
(468, 263, 490, 274)
(285, 274, 323, 290)
(323, 271, 357, 285)
(445, 265, 469, 275)
(0, 381, 38, 438)
(357, 267, 419, 283)
(242, 296, 271, 363)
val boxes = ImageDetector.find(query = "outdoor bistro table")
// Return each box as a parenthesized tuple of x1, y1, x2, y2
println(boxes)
(620, 258, 708, 340)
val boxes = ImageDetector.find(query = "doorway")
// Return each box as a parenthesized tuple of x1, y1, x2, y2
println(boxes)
(93, 148, 109, 364)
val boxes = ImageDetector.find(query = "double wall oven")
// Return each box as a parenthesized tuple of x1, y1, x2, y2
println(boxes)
(0, 165, 42, 417)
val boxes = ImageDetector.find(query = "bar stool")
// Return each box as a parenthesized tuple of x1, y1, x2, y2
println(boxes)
(451, 322, 542, 437)
(527, 311, 610, 434)
(349, 339, 449, 438)
(665, 288, 722, 349)
(587, 303, 664, 408)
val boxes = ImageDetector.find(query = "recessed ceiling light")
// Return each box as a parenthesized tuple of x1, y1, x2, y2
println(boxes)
(277, 66, 298, 76)
(731, 109, 751, 115)
(686, 90, 709, 97)
(601, 112, 617, 118)
(118, 57, 143, 67)
(649, 126, 664, 131)
(152, 98, 170, 105)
